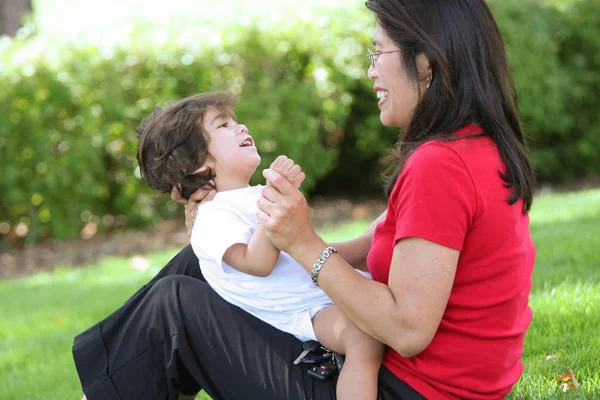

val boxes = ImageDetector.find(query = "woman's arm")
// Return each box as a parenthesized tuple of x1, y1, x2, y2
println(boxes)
(291, 235, 457, 357)
(257, 170, 457, 357)
(329, 210, 387, 271)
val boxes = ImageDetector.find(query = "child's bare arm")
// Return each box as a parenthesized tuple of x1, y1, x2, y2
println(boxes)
(222, 226, 281, 277)
(223, 156, 306, 277)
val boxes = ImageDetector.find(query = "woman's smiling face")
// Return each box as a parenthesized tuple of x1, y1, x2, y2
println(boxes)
(367, 23, 429, 128)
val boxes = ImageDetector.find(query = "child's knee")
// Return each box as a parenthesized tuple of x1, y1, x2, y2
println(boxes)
(342, 323, 383, 355)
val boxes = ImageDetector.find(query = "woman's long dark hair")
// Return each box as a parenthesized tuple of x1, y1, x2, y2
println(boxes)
(366, 0, 535, 213)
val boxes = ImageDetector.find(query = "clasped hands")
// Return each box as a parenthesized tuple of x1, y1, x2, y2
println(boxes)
(171, 156, 316, 256)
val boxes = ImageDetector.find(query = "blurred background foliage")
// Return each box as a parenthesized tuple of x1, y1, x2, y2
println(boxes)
(0, 0, 598, 244)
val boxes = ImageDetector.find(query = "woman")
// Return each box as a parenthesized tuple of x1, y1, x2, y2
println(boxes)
(73, 0, 535, 399)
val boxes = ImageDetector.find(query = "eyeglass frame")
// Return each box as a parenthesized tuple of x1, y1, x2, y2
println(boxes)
(367, 49, 403, 68)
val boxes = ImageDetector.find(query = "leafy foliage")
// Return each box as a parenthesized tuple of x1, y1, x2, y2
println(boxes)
(0, 1, 598, 241)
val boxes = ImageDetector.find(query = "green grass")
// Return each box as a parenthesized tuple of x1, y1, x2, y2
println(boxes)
(1, 190, 599, 399)
(507, 190, 600, 399)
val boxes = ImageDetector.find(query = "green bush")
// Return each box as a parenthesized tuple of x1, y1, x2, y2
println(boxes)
(0, 11, 371, 241)
(0, 1, 598, 243)
(319, 0, 600, 195)
(491, 0, 600, 182)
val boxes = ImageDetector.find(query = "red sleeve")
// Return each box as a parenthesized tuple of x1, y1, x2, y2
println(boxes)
(391, 143, 477, 251)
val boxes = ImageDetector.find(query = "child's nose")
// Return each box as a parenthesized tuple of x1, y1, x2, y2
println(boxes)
(238, 124, 249, 135)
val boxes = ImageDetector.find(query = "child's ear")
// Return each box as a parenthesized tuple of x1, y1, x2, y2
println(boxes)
(181, 165, 210, 175)
(192, 165, 210, 175)
(191, 155, 216, 175)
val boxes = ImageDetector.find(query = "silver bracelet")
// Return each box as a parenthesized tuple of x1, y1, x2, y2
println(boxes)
(310, 247, 338, 288)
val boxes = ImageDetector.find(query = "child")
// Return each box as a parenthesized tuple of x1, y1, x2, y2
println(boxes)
(137, 91, 384, 400)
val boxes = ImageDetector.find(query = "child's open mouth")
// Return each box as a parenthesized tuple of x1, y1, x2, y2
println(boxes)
(239, 137, 254, 147)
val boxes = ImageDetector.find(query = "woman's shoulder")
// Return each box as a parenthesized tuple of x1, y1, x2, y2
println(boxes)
(407, 140, 466, 170)
(398, 140, 475, 192)
(411, 128, 497, 167)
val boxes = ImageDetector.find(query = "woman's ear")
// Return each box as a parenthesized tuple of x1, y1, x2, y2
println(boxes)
(416, 53, 432, 89)
(416, 53, 431, 77)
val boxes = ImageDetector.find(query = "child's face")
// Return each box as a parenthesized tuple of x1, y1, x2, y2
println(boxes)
(200, 106, 261, 186)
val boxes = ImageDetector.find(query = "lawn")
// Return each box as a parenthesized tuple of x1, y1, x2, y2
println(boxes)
(1, 189, 599, 399)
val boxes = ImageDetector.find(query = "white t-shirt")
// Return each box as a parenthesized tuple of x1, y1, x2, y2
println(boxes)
(190, 185, 340, 342)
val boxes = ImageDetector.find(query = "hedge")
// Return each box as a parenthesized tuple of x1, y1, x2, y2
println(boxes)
(0, 1, 598, 243)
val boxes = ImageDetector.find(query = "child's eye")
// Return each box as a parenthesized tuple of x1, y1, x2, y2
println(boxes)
(218, 122, 228, 128)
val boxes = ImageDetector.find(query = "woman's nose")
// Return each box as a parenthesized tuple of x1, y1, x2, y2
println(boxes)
(367, 64, 377, 79)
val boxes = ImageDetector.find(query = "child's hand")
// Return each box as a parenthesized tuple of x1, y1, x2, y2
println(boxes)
(269, 155, 305, 189)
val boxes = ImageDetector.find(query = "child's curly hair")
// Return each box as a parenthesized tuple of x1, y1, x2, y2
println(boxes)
(136, 92, 238, 199)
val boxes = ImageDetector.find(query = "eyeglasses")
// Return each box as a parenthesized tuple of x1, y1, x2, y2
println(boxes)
(367, 49, 403, 68)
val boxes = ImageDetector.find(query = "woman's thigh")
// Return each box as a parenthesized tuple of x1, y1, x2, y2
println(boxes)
(378, 366, 427, 400)
(146, 276, 424, 400)
(74, 246, 423, 400)
(75, 274, 337, 400)
(159, 275, 338, 400)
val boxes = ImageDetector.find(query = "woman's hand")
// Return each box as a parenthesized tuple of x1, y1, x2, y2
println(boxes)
(171, 186, 216, 238)
(257, 168, 318, 256)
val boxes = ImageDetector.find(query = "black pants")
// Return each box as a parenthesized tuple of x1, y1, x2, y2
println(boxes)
(73, 245, 425, 400)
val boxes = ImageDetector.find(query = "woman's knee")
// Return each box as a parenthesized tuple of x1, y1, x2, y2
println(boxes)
(147, 276, 206, 313)
(152, 275, 187, 291)
(151, 275, 209, 300)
